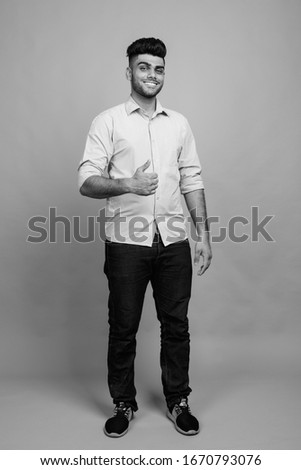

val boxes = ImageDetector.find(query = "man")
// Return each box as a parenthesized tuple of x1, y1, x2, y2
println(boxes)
(78, 37, 212, 437)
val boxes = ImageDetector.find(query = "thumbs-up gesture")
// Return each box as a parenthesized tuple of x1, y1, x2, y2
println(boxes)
(129, 160, 158, 196)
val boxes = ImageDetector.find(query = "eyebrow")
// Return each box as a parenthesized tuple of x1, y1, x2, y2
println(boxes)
(137, 61, 165, 69)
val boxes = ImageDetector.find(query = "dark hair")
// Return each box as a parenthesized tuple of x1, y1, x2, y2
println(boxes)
(126, 37, 167, 64)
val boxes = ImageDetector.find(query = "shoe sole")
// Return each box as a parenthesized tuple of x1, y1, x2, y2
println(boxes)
(166, 410, 200, 436)
(103, 427, 129, 438)
(103, 412, 134, 438)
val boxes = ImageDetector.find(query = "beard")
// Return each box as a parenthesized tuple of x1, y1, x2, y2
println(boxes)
(131, 77, 164, 98)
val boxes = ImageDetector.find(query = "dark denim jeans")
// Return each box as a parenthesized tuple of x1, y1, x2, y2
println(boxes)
(104, 234, 192, 411)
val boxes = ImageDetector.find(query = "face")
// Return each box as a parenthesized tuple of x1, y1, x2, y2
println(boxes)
(127, 54, 165, 99)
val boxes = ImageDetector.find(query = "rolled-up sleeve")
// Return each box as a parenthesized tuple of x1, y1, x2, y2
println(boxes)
(178, 118, 204, 194)
(78, 114, 113, 190)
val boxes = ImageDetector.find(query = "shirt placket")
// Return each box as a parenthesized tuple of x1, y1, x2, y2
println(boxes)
(148, 118, 160, 223)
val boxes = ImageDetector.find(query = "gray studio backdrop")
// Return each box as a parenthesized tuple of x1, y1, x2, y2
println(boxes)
(1, 0, 301, 448)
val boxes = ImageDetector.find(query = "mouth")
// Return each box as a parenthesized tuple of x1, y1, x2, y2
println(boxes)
(143, 81, 158, 87)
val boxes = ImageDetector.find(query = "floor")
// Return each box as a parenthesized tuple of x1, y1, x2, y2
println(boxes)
(1, 360, 301, 450)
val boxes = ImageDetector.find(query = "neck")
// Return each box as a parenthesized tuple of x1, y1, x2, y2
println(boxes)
(131, 90, 156, 117)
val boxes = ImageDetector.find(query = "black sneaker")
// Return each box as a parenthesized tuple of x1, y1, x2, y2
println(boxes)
(104, 402, 134, 438)
(167, 398, 200, 435)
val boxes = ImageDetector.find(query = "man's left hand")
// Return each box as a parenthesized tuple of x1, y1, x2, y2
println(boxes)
(194, 241, 212, 276)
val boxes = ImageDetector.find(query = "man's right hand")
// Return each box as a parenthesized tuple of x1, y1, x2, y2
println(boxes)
(129, 160, 159, 196)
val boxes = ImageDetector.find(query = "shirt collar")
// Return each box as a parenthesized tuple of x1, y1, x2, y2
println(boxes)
(125, 95, 169, 117)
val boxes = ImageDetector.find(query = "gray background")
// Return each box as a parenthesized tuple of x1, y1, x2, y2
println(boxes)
(1, 0, 300, 449)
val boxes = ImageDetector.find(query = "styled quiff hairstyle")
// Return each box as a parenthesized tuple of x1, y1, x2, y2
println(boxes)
(126, 37, 167, 65)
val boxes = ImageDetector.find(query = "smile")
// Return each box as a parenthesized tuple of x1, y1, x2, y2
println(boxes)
(144, 81, 158, 86)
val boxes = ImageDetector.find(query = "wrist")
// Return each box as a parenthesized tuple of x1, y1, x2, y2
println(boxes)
(119, 177, 133, 194)
(195, 231, 210, 243)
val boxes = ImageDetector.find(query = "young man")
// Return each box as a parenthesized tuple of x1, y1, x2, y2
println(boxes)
(78, 38, 212, 437)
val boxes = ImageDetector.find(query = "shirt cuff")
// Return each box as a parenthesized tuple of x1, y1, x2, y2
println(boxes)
(78, 162, 103, 190)
(180, 174, 204, 194)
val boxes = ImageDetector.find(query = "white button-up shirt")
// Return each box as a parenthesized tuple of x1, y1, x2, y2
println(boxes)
(78, 96, 204, 246)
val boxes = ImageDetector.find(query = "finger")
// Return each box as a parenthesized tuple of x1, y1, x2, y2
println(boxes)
(145, 173, 158, 181)
(148, 182, 159, 193)
(198, 257, 211, 276)
(147, 188, 158, 195)
(143, 188, 157, 196)
(138, 160, 151, 172)
(146, 177, 158, 185)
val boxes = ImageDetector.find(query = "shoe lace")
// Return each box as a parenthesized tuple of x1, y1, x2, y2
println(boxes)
(174, 398, 191, 416)
(114, 402, 132, 420)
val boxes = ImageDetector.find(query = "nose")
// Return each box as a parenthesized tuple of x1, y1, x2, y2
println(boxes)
(147, 67, 156, 79)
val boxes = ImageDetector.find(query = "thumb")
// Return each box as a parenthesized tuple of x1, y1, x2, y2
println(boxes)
(138, 160, 151, 172)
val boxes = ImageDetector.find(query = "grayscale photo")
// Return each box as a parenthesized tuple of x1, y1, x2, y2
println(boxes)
(1, 0, 300, 461)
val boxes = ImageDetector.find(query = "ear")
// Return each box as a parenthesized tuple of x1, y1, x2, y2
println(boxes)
(126, 67, 132, 81)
